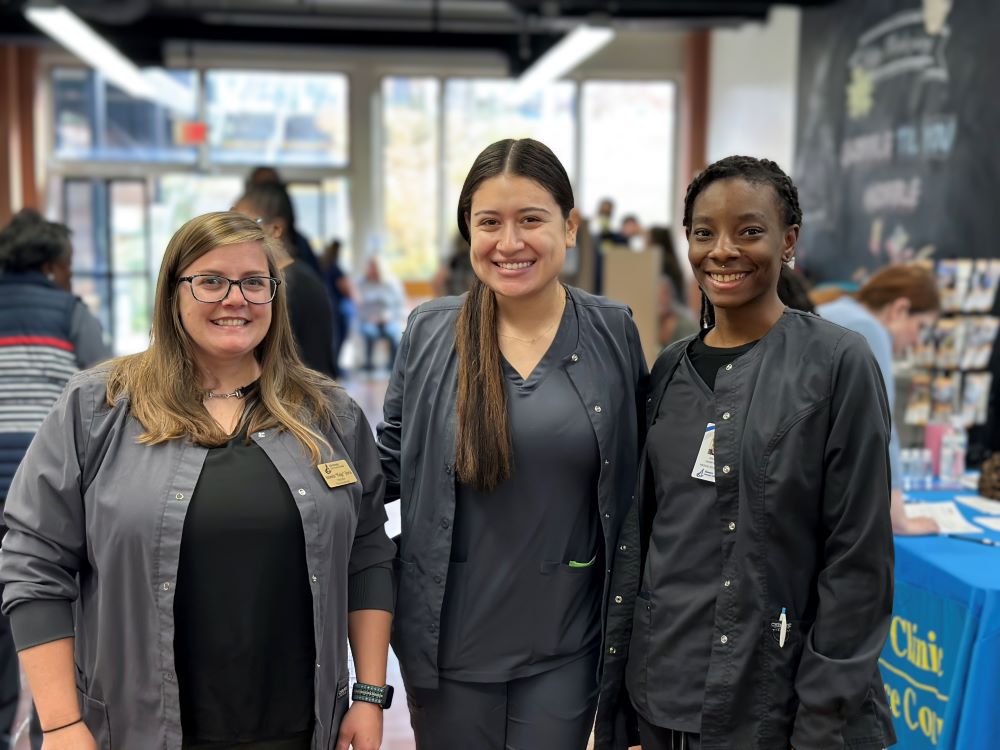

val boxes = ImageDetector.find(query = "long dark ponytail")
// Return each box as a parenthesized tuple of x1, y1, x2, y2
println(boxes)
(453, 138, 574, 491)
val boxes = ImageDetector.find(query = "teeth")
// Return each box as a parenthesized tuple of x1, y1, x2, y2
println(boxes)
(213, 319, 248, 327)
(497, 261, 533, 270)
(709, 272, 748, 283)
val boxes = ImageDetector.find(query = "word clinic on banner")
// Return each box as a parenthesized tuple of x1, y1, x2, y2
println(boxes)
(878, 580, 970, 749)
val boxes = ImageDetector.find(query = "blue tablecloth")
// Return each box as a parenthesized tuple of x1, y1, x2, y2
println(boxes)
(881, 490, 1000, 749)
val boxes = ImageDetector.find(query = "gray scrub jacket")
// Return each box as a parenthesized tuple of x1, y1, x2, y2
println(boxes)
(0, 369, 396, 750)
(377, 285, 649, 690)
(596, 310, 897, 750)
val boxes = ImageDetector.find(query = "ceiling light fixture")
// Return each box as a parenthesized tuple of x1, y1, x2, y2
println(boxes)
(25, 4, 154, 99)
(510, 24, 615, 101)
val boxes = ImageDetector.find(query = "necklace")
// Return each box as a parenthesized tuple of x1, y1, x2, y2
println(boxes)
(497, 290, 568, 344)
(498, 316, 561, 344)
(204, 385, 248, 400)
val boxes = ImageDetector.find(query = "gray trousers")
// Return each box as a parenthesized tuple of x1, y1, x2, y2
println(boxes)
(636, 714, 701, 750)
(405, 650, 599, 750)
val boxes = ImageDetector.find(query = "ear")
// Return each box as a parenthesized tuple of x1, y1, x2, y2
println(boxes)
(781, 224, 800, 264)
(565, 208, 581, 247)
(269, 220, 286, 241)
(887, 297, 911, 321)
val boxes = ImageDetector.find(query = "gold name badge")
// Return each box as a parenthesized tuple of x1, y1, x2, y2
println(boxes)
(317, 460, 357, 488)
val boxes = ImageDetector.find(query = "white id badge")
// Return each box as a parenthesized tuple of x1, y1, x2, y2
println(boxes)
(691, 423, 716, 483)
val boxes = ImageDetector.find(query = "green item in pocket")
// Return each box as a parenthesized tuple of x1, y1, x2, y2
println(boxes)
(568, 554, 597, 568)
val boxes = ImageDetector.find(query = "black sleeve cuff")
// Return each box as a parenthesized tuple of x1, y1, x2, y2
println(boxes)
(348, 563, 394, 613)
(9, 600, 75, 651)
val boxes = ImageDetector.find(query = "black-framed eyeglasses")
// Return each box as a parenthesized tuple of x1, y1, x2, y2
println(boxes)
(177, 274, 281, 304)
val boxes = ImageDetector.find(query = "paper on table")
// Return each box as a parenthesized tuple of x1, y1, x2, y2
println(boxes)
(904, 501, 983, 534)
(955, 495, 1000, 516)
(974, 516, 1000, 532)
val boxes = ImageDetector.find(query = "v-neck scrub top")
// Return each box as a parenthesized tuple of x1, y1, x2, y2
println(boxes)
(438, 300, 603, 682)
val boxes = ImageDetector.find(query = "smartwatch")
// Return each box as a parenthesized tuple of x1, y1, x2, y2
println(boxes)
(351, 682, 394, 709)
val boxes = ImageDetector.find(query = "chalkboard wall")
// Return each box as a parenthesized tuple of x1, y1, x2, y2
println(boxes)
(794, 0, 1000, 283)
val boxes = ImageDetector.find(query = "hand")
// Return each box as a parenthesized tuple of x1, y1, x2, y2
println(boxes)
(42, 721, 97, 750)
(890, 488, 940, 536)
(894, 514, 941, 536)
(335, 701, 383, 750)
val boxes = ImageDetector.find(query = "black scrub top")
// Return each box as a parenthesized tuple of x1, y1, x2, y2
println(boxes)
(627, 334, 757, 732)
(174, 417, 315, 748)
(438, 299, 603, 682)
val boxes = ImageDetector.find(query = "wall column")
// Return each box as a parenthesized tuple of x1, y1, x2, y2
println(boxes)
(0, 44, 39, 224)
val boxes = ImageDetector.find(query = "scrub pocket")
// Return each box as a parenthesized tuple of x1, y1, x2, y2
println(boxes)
(532, 559, 602, 660)
(762, 615, 812, 736)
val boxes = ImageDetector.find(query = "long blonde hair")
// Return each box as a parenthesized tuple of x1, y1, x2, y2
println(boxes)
(106, 211, 336, 461)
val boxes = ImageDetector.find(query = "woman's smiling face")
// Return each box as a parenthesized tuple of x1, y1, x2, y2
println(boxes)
(177, 241, 273, 370)
(688, 177, 798, 315)
(467, 174, 578, 302)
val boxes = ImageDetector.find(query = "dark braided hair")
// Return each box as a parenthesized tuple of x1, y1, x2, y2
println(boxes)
(683, 156, 803, 328)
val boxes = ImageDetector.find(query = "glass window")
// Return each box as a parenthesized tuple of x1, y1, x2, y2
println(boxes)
(443, 79, 576, 254)
(205, 71, 349, 167)
(580, 81, 676, 227)
(288, 179, 352, 266)
(381, 77, 440, 280)
(52, 67, 199, 163)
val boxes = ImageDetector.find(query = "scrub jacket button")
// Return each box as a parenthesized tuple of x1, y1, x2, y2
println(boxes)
(311, 575, 318, 583)
(441, 518, 450, 529)
(298, 488, 307, 495)
(608, 646, 617, 655)
(162, 582, 172, 591)
(724, 579, 731, 587)
(728, 521, 736, 532)
(433, 575, 442, 584)
(614, 595, 623, 604)
(723, 412, 731, 420)
(593, 405, 602, 413)
(720, 635, 729, 644)
(571, 353, 579, 362)
(725, 363, 733, 371)
(722, 465, 731, 474)
(175, 492, 184, 500)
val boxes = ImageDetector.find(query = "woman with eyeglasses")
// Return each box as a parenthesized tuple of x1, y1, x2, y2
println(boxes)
(0, 212, 395, 750)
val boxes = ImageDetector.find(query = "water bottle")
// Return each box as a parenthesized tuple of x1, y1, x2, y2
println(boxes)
(901, 448, 915, 491)
(939, 422, 967, 486)
(921, 448, 934, 490)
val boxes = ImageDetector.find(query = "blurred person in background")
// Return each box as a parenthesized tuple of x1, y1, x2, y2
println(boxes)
(0, 212, 395, 750)
(356, 258, 405, 373)
(819, 264, 942, 535)
(379, 138, 646, 750)
(234, 183, 338, 378)
(595, 198, 615, 235)
(430, 235, 476, 298)
(0, 209, 110, 750)
(657, 276, 698, 348)
(245, 166, 322, 275)
(321, 239, 356, 378)
(619, 214, 645, 250)
(648, 226, 686, 306)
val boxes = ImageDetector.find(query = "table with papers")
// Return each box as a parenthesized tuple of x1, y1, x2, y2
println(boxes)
(881, 490, 1000, 749)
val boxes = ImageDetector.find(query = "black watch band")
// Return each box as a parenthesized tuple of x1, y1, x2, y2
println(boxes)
(351, 682, 394, 709)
